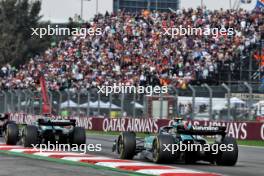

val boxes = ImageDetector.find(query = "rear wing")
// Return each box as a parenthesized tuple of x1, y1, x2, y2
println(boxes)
(38, 119, 76, 126)
(177, 126, 226, 136)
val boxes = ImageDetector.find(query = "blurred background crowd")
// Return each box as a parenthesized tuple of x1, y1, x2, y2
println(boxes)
(0, 8, 263, 92)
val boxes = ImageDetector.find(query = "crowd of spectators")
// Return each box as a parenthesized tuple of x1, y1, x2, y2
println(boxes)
(0, 7, 263, 92)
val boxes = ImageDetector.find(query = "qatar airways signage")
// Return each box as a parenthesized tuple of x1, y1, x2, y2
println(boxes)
(102, 118, 160, 133)
(8, 113, 264, 140)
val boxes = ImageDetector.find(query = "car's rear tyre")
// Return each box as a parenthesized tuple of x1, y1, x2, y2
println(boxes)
(70, 127, 86, 146)
(183, 140, 197, 164)
(216, 136, 238, 166)
(185, 151, 197, 164)
(153, 135, 175, 163)
(5, 123, 19, 145)
(22, 125, 38, 147)
(117, 132, 136, 159)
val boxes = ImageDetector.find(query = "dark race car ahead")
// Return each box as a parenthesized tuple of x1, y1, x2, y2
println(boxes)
(3, 74, 86, 148)
(0, 113, 17, 137)
(113, 118, 238, 166)
(4, 116, 86, 147)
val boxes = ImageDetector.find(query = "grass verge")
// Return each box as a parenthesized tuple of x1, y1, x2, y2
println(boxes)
(236, 140, 264, 147)
(86, 130, 149, 138)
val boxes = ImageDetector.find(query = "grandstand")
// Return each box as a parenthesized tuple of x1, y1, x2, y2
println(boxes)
(0, 7, 263, 92)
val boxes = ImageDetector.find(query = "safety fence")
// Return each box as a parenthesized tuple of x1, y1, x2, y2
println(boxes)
(0, 82, 264, 121)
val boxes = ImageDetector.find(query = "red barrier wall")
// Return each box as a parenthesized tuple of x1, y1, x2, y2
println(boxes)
(9, 113, 264, 140)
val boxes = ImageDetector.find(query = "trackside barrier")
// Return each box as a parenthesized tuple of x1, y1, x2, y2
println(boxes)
(1, 82, 264, 120)
(8, 113, 264, 140)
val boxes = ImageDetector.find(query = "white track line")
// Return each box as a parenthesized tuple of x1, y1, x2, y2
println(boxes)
(136, 169, 202, 175)
(62, 156, 111, 162)
(9, 149, 40, 152)
(95, 162, 156, 168)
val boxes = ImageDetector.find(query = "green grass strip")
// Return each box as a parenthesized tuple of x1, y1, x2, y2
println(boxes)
(236, 140, 264, 147)
(0, 150, 152, 176)
(86, 130, 149, 138)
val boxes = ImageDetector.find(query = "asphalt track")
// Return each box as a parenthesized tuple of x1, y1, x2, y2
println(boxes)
(0, 135, 263, 176)
(0, 153, 129, 176)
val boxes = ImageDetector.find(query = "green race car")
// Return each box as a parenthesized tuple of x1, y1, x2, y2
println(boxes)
(4, 117, 86, 147)
(113, 118, 238, 166)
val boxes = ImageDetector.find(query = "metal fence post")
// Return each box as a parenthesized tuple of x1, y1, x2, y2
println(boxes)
(27, 90, 34, 114)
(204, 84, 213, 119)
(133, 92, 136, 118)
(48, 91, 52, 114)
(97, 93, 101, 115)
(143, 95, 147, 117)
(244, 82, 253, 120)
(77, 91, 81, 116)
(57, 90, 62, 115)
(222, 83, 231, 120)
(109, 92, 112, 117)
(87, 91, 90, 116)
(175, 88, 179, 117)
(67, 90, 70, 113)
(121, 93, 124, 117)
(25, 90, 29, 114)
(0, 90, 2, 113)
(159, 92, 163, 119)
(4, 91, 7, 113)
(17, 90, 21, 112)
(22, 90, 27, 113)
(8, 90, 13, 112)
(11, 90, 16, 112)
(189, 85, 196, 119)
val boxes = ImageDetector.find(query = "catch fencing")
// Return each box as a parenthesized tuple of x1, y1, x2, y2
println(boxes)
(0, 82, 264, 121)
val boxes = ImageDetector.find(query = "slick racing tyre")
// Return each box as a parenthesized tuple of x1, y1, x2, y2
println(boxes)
(117, 132, 136, 159)
(216, 136, 238, 166)
(70, 127, 86, 146)
(5, 123, 19, 145)
(22, 125, 38, 147)
(153, 135, 175, 163)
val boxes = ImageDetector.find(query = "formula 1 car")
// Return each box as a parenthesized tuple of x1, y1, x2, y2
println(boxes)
(4, 74, 86, 147)
(112, 118, 238, 166)
(4, 117, 86, 147)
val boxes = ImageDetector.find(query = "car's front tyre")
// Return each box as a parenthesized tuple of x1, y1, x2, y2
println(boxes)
(117, 132, 136, 159)
(152, 135, 175, 163)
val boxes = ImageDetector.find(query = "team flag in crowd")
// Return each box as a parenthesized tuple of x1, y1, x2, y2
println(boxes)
(255, 0, 264, 8)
